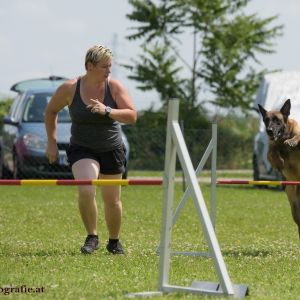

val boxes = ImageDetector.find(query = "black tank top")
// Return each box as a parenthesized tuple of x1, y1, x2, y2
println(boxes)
(68, 78, 122, 151)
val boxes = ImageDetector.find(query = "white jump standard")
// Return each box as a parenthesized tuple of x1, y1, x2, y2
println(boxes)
(156, 122, 217, 258)
(127, 99, 248, 298)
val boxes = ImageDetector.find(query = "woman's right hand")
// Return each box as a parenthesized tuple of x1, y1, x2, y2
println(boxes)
(46, 142, 59, 164)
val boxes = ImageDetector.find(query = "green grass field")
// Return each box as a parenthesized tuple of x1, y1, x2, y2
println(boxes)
(0, 178, 300, 299)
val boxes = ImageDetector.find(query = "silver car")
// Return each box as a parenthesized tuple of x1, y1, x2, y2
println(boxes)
(0, 76, 129, 179)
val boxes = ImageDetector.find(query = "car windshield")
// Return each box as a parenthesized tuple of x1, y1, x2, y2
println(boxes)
(11, 77, 67, 93)
(23, 93, 71, 123)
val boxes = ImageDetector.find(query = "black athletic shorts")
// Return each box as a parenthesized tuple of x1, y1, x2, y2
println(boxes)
(66, 143, 127, 175)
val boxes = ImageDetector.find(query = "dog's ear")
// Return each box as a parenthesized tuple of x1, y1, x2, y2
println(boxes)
(258, 104, 267, 119)
(280, 99, 291, 119)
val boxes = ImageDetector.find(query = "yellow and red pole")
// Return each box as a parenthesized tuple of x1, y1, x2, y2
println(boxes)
(217, 180, 300, 186)
(0, 179, 163, 186)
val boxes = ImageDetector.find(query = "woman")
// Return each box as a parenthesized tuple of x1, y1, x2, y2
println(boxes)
(45, 45, 137, 254)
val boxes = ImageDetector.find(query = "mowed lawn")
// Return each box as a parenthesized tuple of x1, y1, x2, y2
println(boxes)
(0, 181, 300, 299)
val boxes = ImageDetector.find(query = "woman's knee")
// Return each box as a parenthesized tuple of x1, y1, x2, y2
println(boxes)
(78, 186, 96, 200)
(103, 196, 121, 208)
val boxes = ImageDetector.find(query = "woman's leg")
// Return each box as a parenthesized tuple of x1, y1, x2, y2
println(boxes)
(72, 159, 100, 235)
(99, 173, 122, 239)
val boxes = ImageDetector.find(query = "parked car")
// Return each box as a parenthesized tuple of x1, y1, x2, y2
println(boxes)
(253, 71, 300, 181)
(0, 76, 130, 179)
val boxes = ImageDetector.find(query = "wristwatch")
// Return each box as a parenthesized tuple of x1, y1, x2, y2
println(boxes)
(104, 106, 112, 117)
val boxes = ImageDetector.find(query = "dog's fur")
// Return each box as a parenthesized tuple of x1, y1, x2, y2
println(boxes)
(258, 99, 300, 238)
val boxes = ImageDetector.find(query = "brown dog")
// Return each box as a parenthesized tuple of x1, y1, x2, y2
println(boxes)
(258, 99, 300, 238)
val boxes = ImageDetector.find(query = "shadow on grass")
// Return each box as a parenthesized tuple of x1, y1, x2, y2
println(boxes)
(222, 249, 272, 258)
(0, 249, 80, 257)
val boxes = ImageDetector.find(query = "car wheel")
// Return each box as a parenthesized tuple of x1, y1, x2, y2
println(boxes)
(252, 153, 267, 189)
(253, 154, 260, 181)
(0, 148, 10, 179)
(13, 154, 23, 179)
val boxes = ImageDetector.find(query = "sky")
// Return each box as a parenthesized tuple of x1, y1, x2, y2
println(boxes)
(1, 0, 300, 111)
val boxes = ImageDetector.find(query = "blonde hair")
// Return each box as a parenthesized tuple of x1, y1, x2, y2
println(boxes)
(85, 44, 113, 70)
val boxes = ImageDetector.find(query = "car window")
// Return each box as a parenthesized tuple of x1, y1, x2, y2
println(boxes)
(9, 94, 22, 119)
(14, 94, 27, 121)
(8, 100, 18, 117)
(23, 93, 71, 123)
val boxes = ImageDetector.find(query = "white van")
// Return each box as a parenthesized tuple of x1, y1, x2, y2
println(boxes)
(253, 71, 300, 180)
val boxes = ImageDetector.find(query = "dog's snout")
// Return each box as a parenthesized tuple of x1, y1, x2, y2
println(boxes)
(267, 128, 273, 135)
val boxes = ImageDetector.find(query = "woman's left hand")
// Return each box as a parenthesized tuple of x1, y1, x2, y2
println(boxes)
(87, 99, 106, 115)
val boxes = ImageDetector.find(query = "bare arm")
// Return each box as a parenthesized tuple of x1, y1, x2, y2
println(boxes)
(109, 79, 137, 123)
(45, 80, 74, 163)
(87, 79, 137, 124)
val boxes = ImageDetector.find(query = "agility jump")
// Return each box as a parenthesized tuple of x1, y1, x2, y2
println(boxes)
(126, 99, 248, 299)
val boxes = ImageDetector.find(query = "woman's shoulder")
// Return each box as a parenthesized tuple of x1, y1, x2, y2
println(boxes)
(108, 77, 126, 93)
(62, 78, 78, 90)
(56, 78, 78, 96)
(53, 78, 79, 106)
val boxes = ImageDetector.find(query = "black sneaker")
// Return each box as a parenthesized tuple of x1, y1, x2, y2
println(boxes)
(80, 235, 99, 254)
(106, 240, 125, 255)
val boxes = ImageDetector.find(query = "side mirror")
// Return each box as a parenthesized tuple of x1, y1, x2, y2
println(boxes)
(3, 116, 19, 126)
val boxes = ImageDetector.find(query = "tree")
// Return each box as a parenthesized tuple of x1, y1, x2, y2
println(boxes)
(0, 98, 12, 132)
(125, 0, 283, 113)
